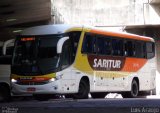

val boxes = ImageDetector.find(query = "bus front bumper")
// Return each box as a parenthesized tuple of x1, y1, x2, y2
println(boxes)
(11, 81, 62, 94)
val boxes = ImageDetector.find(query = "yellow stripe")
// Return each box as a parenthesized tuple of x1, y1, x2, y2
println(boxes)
(95, 71, 133, 78)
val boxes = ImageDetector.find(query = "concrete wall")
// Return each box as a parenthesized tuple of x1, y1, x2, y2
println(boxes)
(51, 0, 160, 25)
(51, 0, 148, 25)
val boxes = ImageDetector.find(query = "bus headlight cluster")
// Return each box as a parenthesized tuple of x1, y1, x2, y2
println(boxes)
(49, 74, 63, 82)
(11, 78, 17, 83)
(55, 74, 63, 80)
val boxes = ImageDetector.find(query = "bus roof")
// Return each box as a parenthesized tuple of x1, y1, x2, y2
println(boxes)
(89, 28, 154, 42)
(21, 24, 81, 36)
(21, 24, 154, 42)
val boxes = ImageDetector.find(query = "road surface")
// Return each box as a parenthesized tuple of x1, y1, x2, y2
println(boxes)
(0, 97, 160, 113)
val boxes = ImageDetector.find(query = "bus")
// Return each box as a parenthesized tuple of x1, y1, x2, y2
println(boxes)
(11, 24, 156, 100)
(0, 39, 14, 102)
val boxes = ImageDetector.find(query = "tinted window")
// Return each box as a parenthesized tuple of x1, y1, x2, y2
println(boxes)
(146, 42, 155, 59)
(82, 33, 96, 54)
(61, 40, 70, 69)
(124, 41, 135, 57)
(69, 31, 81, 63)
(112, 39, 124, 56)
(82, 33, 155, 59)
(97, 37, 103, 54)
(135, 41, 145, 58)
(97, 37, 111, 55)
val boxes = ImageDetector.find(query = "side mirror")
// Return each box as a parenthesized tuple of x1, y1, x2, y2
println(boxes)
(3, 39, 15, 55)
(57, 36, 69, 54)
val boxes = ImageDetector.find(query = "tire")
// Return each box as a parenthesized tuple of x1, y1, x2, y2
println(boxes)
(122, 79, 139, 98)
(130, 79, 139, 98)
(73, 79, 89, 99)
(91, 93, 106, 98)
(0, 85, 11, 102)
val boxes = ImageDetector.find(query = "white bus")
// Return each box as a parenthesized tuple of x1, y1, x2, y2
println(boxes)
(11, 25, 156, 100)
(0, 39, 14, 102)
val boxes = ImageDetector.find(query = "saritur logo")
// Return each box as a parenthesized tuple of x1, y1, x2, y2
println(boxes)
(88, 55, 125, 71)
(93, 59, 121, 69)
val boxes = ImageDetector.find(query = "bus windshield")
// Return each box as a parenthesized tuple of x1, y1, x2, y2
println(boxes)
(12, 35, 62, 75)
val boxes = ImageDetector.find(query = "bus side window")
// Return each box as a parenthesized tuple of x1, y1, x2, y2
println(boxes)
(112, 39, 119, 56)
(135, 41, 145, 58)
(124, 41, 135, 57)
(69, 31, 81, 63)
(112, 39, 124, 56)
(61, 40, 70, 69)
(146, 42, 155, 59)
(97, 37, 112, 55)
(97, 37, 104, 55)
(82, 33, 96, 54)
(104, 38, 112, 55)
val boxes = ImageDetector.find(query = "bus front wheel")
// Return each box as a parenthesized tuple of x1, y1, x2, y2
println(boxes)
(73, 79, 89, 99)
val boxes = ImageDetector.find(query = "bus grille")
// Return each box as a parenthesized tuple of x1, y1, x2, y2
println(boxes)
(16, 81, 49, 85)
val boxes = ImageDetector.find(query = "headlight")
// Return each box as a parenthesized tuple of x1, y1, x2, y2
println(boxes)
(49, 78, 56, 82)
(49, 73, 63, 82)
(11, 78, 17, 83)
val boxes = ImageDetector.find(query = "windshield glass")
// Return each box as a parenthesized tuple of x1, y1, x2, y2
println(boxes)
(12, 35, 61, 75)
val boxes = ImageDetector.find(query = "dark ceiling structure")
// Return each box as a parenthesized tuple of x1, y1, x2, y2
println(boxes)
(0, 0, 51, 41)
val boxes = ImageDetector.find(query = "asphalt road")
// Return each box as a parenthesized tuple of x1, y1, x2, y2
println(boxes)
(0, 97, 160, 113)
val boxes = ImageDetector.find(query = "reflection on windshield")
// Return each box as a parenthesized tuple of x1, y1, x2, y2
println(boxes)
(12, 35, 61, 75)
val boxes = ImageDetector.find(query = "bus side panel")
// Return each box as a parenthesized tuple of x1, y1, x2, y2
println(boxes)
(73, 29, 156, 93)
(138, 58, 156, 91)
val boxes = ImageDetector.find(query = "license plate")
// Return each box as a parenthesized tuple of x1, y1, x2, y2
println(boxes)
(27, 87, 36, 92)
